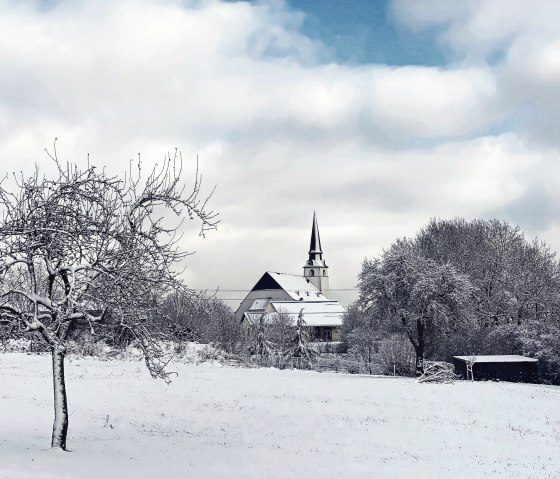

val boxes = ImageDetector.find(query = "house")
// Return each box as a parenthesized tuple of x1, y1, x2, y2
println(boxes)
(236, 213, 345, 342)
(453, 355, 540, 383)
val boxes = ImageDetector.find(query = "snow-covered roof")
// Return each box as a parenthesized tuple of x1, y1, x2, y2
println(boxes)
(266, 272, 329, 302)
(241, 300, 345, 327)
(269, 301, 344, 327)
(453, 355, 538, 363)
(249, 299, 268, 311)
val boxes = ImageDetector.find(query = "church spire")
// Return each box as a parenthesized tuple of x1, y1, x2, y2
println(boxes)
(308, 211, 323, 260)
(303, 212, 329, 295)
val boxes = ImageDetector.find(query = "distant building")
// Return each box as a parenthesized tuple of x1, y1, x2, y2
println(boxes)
(453, 355, 540, 383)
(236, 213, 345, 342)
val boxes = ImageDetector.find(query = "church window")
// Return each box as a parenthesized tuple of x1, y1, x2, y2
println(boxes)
(323, 269, 326, 276)
(309, 269, 315, 276)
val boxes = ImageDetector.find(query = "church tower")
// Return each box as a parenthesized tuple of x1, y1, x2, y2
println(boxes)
(303, 212, 329, 295)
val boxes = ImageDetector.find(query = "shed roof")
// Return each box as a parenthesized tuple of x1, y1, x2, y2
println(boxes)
(453, 355, 538, 363)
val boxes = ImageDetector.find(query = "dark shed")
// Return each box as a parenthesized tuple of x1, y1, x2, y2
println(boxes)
(453, 355, 539, 383)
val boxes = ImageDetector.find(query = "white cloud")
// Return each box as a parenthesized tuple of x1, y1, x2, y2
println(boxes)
(391, 0, 560, 147)
(0, 0, 559, 306)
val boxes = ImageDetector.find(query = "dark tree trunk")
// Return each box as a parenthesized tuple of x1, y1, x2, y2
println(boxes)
(415, 352, 424, 377)
(415, 319, 426, 377)
(51, 346, 69, 450)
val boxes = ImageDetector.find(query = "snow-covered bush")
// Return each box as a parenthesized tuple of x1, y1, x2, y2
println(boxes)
(375, 335, 416, 376)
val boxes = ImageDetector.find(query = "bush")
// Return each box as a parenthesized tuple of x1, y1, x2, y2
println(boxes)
(375, 335, 415, 376)
(67, 335, 109, 357)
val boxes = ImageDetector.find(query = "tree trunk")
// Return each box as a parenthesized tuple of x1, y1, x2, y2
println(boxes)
(415, 319, 426, 377)
(51, 346, 69, 450)
(415, 352, 424, 377)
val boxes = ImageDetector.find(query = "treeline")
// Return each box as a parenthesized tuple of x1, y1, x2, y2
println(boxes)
(16, 292, 247, 356)
(55, 297, 313, 358)
(344, 218, 560, 383)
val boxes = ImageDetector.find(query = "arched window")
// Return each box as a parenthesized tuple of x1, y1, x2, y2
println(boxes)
(309, 269, 315, 276)
(323, 269, 326, 276)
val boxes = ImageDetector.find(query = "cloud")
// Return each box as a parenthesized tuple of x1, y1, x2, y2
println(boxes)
(486, 181, 559, 232)
(390, 0, 560, 147)
(0, 0, 559, 305)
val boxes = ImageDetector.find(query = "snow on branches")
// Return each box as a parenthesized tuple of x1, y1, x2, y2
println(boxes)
(0, 144, 217, 449)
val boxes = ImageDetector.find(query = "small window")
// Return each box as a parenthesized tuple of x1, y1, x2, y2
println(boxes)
(323, 269, 326, 276)
(309, 269, 315, 276)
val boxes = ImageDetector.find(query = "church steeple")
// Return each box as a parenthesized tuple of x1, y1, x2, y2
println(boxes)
(308, 211, 323, 260)
(303, 212, 329, 296)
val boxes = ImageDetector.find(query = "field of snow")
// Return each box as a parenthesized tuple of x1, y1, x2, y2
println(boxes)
(1, 353, 560, 479)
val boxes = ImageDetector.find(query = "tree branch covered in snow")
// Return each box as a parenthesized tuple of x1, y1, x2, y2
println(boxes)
(0, 146, 217, 449)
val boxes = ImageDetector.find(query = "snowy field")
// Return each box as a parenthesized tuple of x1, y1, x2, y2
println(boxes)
(1, 353, 560, 479)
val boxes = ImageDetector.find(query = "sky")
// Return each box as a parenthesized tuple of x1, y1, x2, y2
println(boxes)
(1, 0, 560, 309)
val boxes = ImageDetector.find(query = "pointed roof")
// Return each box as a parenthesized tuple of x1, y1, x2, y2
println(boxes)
(308, 212, 323, 258)
(244, 271, 330, 301)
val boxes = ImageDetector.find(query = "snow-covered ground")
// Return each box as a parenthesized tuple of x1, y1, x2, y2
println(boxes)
(1, 353, 559, 479)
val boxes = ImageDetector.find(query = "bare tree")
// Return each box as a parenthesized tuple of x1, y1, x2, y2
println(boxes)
(465, 354, 477, 381)
(0, 145, 217, 450)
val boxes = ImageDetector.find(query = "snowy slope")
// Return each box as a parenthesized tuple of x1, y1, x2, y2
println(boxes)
(1, 353, 559, 479)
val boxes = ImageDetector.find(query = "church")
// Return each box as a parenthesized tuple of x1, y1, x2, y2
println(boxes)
(236, 213, 345, 342)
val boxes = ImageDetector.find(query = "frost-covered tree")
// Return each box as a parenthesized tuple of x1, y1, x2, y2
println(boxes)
(341, 303, 378, 366)
(353, 218, 560, 381)
(416, 218, 560, 381)
(254, 313, 274, 356)
(0, 147, 217, 450)
(286, 309, 317, 360)
(159, 292, 242, 352)
(358, 241, 474, 375)
(266, 308, 294, 352)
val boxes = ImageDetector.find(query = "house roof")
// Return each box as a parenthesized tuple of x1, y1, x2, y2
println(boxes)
(453, 355, 538, 363)
(241, 300, 345, 327)
(265, 272, 329, 302)
(248, 298, 269, 311)
(269, 301, 344, 327)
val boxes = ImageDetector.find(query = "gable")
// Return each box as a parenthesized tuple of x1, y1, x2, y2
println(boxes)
(252, 272, 283, 292)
